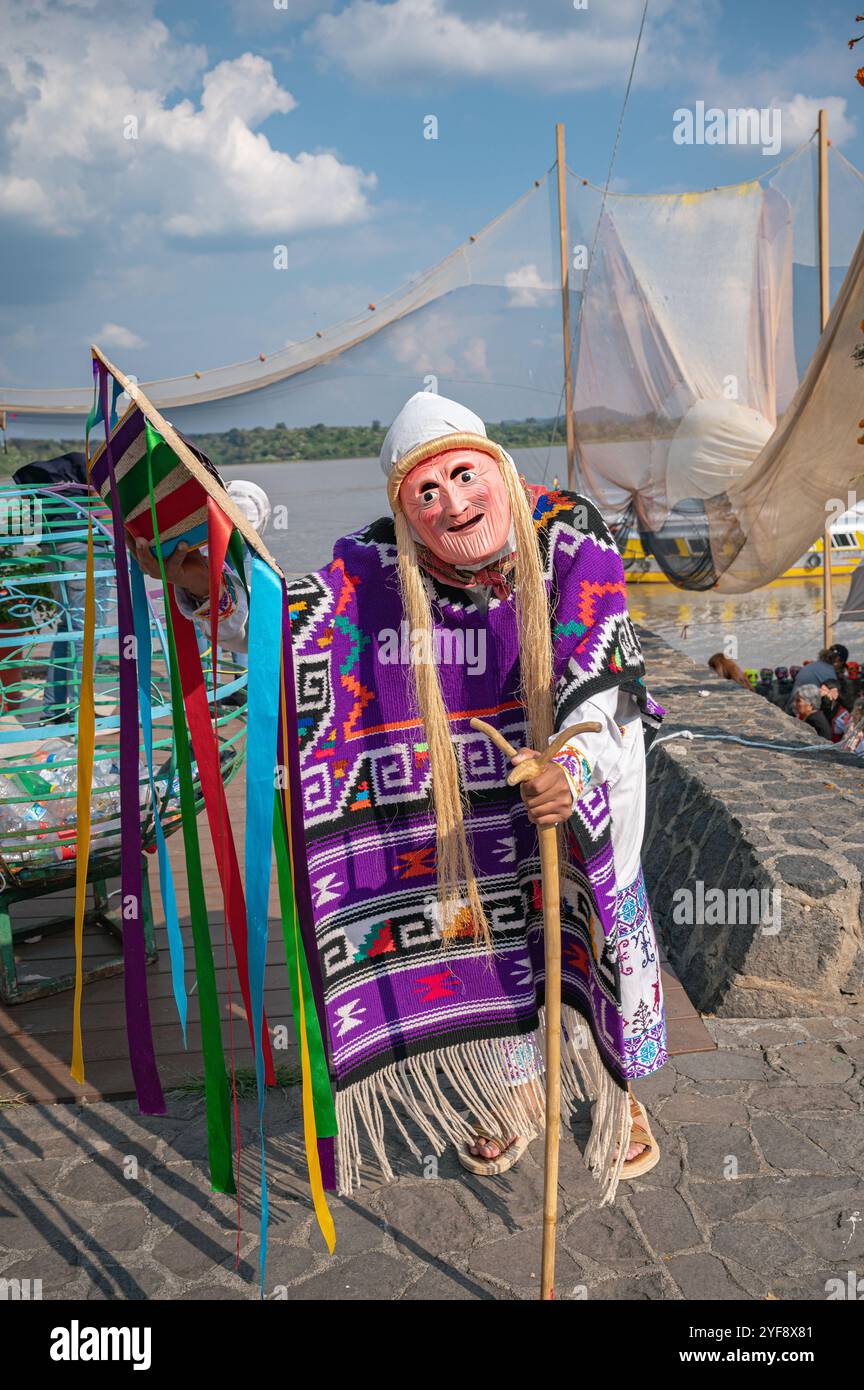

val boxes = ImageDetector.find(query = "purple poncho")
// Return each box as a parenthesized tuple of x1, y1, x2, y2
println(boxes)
(287, 488, 661, 1194)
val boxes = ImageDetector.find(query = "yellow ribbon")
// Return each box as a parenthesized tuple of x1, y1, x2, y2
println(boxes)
(279, 655, 336, 1254)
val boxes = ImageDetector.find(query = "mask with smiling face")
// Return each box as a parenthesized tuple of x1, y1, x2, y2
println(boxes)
(399, 447, 512, 566)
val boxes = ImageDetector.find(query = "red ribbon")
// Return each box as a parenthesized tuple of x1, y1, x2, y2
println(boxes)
(169, 583, 277, 1085)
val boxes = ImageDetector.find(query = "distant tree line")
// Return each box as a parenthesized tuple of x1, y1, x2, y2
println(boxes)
(2, 412, 670, 472)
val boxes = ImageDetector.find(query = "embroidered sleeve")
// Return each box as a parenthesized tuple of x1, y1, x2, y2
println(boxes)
(175, 567, 249, 653)
(190, 568, 238, 623)
(550, 742, 593, 809)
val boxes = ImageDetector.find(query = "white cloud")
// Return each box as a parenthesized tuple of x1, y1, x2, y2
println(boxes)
(462, 336, 490, 380)
(93, 323, 146, 350)
(505, 263, 555, 308)
(778, 94, 855, 150)
(308, 0, 691, 91)
(0, 1, 376, 240)
(390, 309, 458, 375)
(389, 307, 491, 379)
(0, 177, 57, 226)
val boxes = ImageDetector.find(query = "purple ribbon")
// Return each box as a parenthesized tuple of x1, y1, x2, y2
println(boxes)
(97, 363, 165, 1115)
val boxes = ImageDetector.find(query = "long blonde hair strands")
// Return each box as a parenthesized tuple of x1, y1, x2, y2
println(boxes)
(394, 455, 556, 947)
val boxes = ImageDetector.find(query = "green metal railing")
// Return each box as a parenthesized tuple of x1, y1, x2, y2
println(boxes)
(0, 481, 247, 1001)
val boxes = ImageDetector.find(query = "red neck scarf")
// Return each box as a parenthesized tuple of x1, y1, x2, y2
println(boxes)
(415, 546, 517, 600)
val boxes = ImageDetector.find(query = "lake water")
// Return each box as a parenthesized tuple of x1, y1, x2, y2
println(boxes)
(220, 450, 860, 675)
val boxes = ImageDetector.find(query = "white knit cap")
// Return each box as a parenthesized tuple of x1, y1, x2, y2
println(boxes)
(226, 479, 271, 535)
(379, 391, 506, 511)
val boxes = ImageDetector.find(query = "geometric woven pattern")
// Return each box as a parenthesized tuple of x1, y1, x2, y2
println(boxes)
(286, 488, 659, 1092)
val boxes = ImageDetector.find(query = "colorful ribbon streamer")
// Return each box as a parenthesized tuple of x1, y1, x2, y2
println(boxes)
(166, 509, 277, 1084)
(144, 421, 234, 1192)
(206, 496, 244, 1257)
(100, 369, 165, 1116)
(129, 560, 187, 1041)
(244, 555, 282, 1285)
(73, 353, 340, 1262)
(274, 598, 336, 1242)
(276, 584, 337, 1192)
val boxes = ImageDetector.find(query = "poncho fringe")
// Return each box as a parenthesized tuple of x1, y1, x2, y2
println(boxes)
(334, 1003, 633, 1201)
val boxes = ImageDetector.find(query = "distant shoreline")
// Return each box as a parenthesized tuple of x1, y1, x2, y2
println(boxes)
(1, 412, 674, 473)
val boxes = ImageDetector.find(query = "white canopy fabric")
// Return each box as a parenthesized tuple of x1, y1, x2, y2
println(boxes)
(837, 559, 864, 624)
(712, 228, 864, 593)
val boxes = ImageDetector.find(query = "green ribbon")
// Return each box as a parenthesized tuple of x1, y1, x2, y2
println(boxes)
(145, 421, 234, 1194)
(272, 796, 337, 1137)
(227, 527, 250, 601)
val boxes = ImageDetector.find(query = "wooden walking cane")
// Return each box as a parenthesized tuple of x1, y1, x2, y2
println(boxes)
(470, 716, 601, 1301)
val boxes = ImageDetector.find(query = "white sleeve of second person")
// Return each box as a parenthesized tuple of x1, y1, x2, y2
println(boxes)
(174, 567, 250, 653)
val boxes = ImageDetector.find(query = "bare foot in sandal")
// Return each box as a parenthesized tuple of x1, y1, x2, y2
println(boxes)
(617, 1087, 661, 1176)
(467, 1133, 517, 1161)
(614, 1087, 649, 1162)
(459, 1085, 543, 1172)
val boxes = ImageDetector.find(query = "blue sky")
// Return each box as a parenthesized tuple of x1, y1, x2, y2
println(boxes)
(1, 0, 862, 429)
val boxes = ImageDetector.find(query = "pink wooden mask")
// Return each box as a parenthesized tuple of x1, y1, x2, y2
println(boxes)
(399, 448, 511, 565)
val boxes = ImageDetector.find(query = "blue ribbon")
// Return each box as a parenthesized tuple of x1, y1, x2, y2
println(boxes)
(244, 555, 282, 1290)
(130, 560, 188, 1041)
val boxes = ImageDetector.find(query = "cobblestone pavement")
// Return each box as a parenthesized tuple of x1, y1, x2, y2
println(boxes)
(2, 1013, 864, 1301)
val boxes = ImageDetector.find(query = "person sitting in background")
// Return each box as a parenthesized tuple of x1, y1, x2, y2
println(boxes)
(833, 702, 853, 743)
(819, 678, 849, 742)
(839, 695, 864, 755)
(774, 666, 792, 705)
(786, 651, 840, 713)
(825, 643, 855, 711)
(707, 652, 752, 689)
(793, 683, 833, 739)
(755, 667, 777, 701)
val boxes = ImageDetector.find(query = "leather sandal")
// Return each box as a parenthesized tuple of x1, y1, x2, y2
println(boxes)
(457, 1130, 529, 1175)
(590, 1091, 662, 1179)
(620, 1093, 661, 1178)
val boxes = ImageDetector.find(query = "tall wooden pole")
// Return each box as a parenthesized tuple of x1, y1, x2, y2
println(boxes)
(819, 109, 833, 648)
(556, 123, 576, 491)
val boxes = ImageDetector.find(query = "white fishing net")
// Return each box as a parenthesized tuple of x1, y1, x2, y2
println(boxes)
(568, 141, 864, 589)
(4, 137, 864, 593)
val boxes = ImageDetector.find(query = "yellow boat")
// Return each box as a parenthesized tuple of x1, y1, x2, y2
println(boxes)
(621, 512, 864, 584)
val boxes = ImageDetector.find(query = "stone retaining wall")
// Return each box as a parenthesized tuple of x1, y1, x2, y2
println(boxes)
(639, 628, 864, 1017)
